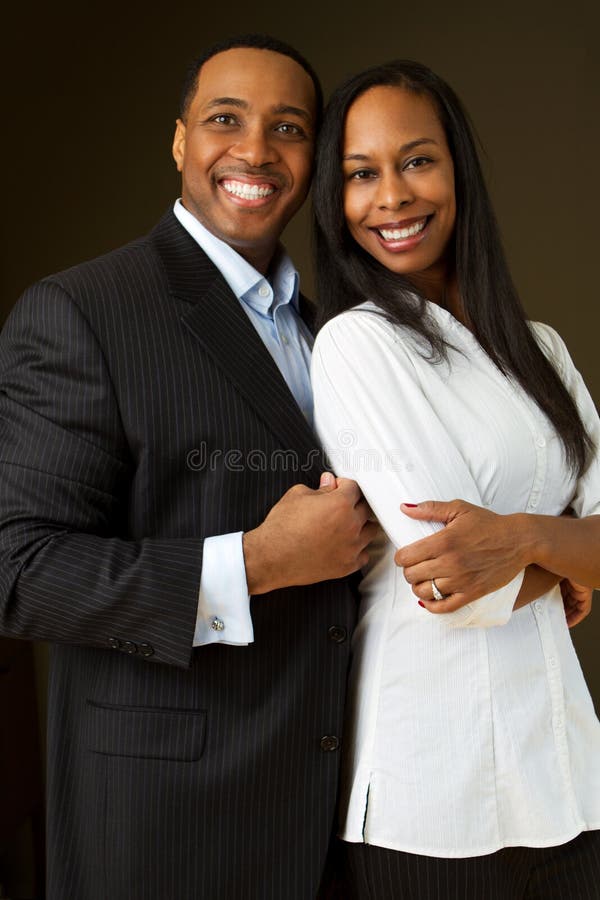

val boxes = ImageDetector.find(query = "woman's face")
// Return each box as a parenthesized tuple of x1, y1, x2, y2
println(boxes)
(342, 85, 456, 299)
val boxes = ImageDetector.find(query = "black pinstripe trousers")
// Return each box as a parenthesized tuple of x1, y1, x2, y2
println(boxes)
(340, 831, 600, 899)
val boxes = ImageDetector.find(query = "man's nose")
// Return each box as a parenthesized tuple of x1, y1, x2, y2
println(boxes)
(231, 126, 279, 167)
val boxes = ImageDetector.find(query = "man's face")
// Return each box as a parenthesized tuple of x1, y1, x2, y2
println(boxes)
(172, 47, 317, 273)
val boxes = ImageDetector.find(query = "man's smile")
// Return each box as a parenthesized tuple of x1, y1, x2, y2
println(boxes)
(218, 176, 279, 207)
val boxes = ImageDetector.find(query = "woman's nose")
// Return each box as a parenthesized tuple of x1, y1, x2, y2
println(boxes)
(376, 172, 414, 210)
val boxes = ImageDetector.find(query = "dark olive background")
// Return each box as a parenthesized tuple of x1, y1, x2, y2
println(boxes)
(1, 0, 597, 868)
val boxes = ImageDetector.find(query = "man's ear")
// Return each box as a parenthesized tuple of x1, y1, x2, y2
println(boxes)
(172, 119, 186, 172)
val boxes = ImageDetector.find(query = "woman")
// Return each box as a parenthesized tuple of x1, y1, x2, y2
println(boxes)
(311, 61, 600, 898)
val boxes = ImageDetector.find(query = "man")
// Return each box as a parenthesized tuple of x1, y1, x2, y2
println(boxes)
(0, 35, 375, 900)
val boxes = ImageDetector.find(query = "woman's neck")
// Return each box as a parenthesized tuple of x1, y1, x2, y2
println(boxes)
(408, 271, 464, 324)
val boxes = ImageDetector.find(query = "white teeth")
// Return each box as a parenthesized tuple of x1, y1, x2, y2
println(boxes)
(222, 180, 275, 199)
(379, 219, 426, 241)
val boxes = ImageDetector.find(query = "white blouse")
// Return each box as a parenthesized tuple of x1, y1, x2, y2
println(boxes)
(311, 301, 600, 857)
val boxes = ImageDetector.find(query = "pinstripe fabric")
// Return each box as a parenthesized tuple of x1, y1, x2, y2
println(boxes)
(0, 211, 357, 899)
(342, 831, 600, 899)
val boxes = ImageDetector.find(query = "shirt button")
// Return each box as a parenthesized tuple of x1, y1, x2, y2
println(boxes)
(536, 436, 546, 448)
(549, 656, 557, 668)
(258, 285, 270, 298)
(534, 601, 543, 612)
(320, 735, 339, 752)
(211, 617, 225, 632)
(328, 626, 348, 644)
(281, 334, 289, 345)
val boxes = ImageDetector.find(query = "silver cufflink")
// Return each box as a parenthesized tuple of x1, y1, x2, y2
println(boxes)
(211, 617, 225, 632)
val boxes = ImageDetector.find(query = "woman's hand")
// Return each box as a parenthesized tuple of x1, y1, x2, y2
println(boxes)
(394, 500, 528, 612)
(395, 499, 600, 614)
(560, 578, 593, 627)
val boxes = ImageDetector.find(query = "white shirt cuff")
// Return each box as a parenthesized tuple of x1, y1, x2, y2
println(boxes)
(193, 532, 254, 646)
(442, 569, 526, 629)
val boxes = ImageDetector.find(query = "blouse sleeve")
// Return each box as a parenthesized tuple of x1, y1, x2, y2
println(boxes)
(530, 322, 600, 517)
(311, 307, 524, 628)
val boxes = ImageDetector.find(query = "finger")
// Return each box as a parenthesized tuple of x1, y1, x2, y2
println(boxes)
(416, 592, 469, 614)
(355, 499, 373, 522)
(336, 477, 362, 504)
(319, 471, 337, 491)
(566, 605, 589, 628)
(400, 559, 441, 585)
(566, 594, 592, 626)
(395, 534, 444, 568)
(411, 578, 452, 601)
(400, 500, 462, 524)
(360, 521, 381, 545)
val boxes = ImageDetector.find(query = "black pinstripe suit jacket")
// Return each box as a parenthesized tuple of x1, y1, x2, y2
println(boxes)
(0, 211, 357, 900)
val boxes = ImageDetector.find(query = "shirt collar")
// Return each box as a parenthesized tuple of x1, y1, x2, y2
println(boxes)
(173, 199, 299, 315)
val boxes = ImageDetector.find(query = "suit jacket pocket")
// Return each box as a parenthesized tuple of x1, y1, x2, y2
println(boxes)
(86, 701, 206, 761)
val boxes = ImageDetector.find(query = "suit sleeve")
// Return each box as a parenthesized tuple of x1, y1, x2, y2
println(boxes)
(311, 309, 524, 628)
(0, 280, 204, 668)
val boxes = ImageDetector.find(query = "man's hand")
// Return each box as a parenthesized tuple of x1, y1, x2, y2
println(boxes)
(394, 500, 527, 613)
(243, 473, 379, 594)
(561, 578, 593, 628)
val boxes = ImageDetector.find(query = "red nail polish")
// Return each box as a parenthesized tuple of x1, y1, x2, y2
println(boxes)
(403, 503, 418, 508)
(418, 600, 425, 608)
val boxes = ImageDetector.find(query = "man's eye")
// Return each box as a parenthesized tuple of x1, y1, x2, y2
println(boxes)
(211, 114, 237, 126)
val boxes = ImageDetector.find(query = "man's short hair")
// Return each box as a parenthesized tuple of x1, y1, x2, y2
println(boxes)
(179, 33, 323, 129)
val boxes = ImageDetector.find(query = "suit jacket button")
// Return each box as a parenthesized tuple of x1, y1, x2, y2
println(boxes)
(122, 641, 138, 654)
(320, 735, 339, 752)
(328, 626, 347, 643)
(139, 643, 154, 658)
(108, 637, 121, 650)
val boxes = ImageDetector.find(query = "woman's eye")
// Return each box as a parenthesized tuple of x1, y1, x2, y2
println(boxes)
(349, 169, 374, 180)
(405, 156, 431, 170)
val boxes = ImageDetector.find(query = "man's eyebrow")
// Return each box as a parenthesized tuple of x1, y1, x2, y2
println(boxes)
(203, 99, 311, 122)
(206, 97, 249, 110)
(343, 138, 438, 161)
(271, 104, 312, 122)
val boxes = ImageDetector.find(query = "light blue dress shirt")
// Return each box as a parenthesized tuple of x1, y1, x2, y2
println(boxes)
(173, 200, 314, 646)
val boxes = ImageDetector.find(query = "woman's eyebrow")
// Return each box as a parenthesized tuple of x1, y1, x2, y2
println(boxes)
(343, 138, 438, 161)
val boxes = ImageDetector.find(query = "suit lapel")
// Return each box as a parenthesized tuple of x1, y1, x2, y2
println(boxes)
(151, 212, 322, 466)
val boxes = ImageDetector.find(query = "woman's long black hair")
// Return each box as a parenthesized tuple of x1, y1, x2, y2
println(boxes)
(313, 60, 592, 476)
